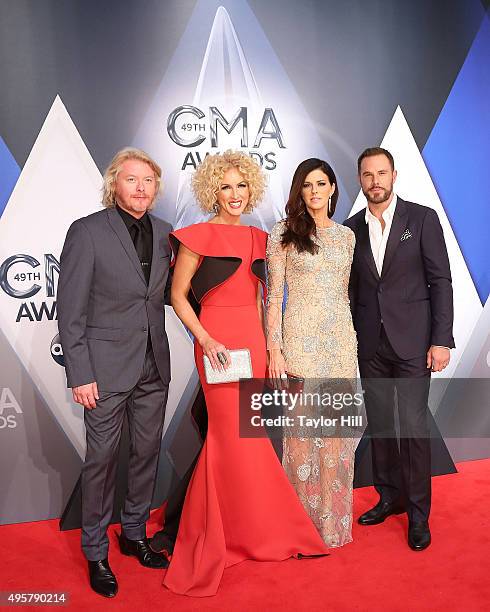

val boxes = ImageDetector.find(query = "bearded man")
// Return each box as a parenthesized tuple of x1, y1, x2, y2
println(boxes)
(344, 147, 454, 551)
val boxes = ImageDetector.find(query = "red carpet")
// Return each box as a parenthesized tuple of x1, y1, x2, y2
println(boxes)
(1, 459, 489, 611)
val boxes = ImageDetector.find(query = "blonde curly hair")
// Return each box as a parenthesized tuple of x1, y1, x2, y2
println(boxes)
(102, 147, 162, 208)
(192, 150, 266, 213)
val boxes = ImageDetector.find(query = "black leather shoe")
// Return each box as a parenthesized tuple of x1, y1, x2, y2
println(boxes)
(358, 500, 405, 525)
(88, 558, 118, 598)
(149, 530, 175, 556)
(118, 532, 169, 568)
(408, 521, 431, 551)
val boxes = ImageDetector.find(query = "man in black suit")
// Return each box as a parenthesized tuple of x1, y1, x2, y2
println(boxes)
(58, 148, 172, 597)
(344, 147, 454, 550)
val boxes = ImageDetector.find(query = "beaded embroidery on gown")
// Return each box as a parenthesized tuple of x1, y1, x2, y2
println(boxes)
(266, 220, 358, 547)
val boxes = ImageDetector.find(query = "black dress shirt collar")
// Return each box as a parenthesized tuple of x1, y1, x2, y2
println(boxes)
(116, 205, 152, 233)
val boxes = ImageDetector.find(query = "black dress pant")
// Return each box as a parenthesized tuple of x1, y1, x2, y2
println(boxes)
(81, 346, 168, 561)
(359, 327, 431, 523)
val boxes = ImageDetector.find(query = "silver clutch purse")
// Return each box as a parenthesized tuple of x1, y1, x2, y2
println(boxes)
(203, 348, 253, 384)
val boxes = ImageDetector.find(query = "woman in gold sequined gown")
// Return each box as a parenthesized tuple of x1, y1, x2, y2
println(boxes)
(266, 158, 358, 547)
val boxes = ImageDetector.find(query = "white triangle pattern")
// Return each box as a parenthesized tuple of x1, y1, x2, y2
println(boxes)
(134, 0, 349, 229)
(0, 96, 102, 457)
(0, 96, 195, 456)
(174, 6, 284, 229)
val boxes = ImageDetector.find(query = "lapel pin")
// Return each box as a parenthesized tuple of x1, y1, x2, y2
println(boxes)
(400, 229, 412, 241)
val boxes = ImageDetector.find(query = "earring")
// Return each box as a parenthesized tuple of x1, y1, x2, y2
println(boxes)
(328, 196, 332, 216)
(213, 202, 220, 215)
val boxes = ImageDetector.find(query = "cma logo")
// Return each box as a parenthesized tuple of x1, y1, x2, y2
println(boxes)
(167, 106, 285, 170)
(0, 254, 59, 322)
(0, 388, 23, 430)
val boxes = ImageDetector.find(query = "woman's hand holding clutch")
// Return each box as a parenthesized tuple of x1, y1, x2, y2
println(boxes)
(199, 333, 231, 371)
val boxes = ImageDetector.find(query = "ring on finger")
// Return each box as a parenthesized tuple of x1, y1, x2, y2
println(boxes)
(217, 351, 227, 365)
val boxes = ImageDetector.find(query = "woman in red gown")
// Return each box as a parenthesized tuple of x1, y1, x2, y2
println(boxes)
(163, 151, 328, 597)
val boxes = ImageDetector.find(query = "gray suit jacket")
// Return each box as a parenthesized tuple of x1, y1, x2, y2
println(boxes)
(58, 207, 172, 392)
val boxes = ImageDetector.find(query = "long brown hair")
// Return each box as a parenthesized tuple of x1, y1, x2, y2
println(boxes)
(281, 158, 339, 254)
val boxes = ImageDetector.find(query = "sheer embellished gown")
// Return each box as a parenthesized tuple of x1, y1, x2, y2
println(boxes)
(266, 220, 358, 547)
(163, 223, 328, 597)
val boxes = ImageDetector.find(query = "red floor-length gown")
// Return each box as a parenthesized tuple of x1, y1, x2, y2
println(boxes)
(164, 223, 328, 596)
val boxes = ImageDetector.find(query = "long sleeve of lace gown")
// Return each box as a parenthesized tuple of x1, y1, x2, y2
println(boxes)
(266, 221, 287, 350)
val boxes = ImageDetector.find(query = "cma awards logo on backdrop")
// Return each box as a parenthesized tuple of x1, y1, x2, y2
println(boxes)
(0, 388, 23, 430)
(0, 253, 59, 323)
(134, 5, 349, 230)
(167, 105, 285, 171)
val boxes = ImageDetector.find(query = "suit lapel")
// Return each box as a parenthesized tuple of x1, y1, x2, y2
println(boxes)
(148, 214, 161, 290)
(106, 208, 146, 284)
(381, 198, 408, 278)
(358, 216, 380, 281)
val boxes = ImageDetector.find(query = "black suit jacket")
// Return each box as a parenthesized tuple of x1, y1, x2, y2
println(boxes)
(344, 198, 455, 361)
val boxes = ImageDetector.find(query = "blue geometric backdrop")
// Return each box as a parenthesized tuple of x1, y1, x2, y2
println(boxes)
(423, 15, 490, 304)
(0, 136, 20, 217)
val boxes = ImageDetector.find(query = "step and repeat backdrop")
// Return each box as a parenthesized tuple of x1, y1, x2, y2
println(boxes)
(0, 0, 489, 525)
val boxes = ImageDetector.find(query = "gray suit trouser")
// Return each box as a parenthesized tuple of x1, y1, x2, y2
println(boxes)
(81, 345, 168, 561)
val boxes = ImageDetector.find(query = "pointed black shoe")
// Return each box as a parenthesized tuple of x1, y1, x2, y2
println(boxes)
(118, 532, 169, 568)
(88, 558, 118, 598)
(408, 521, 431, 551)
(358, 500, 405, 525)
(149, 530, 175, 556)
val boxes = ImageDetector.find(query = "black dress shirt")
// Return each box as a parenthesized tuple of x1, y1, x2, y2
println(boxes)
(116, 205, 153, 284)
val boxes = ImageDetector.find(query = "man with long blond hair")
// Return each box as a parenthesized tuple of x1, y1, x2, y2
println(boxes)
(58, 147, 172, 598)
